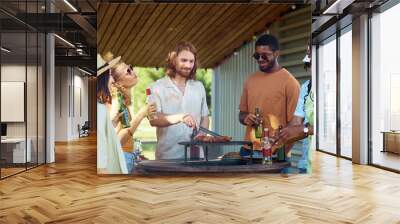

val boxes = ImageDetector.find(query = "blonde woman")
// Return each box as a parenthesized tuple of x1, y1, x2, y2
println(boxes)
(109, 61, 156, 148)
(97, 54, 155, 174)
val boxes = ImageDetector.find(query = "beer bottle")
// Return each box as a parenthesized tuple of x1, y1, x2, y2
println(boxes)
(254, 107, 263, 139)
(118, 92, 131, 128)
(276, 125, 286, 162)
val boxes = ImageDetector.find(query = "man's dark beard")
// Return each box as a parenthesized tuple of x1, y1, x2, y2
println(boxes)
(259, 59, 276, 73)
(259, 63, 274, 73)
(259, 66, 271, 73)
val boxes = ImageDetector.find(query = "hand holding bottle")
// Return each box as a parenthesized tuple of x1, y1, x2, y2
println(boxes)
(147, 102, 157, 120)
(244, 113, 258, 127)
(146, 88, 158, 120)
(138, 103, 157, 119)
(271, 125, 284, 152)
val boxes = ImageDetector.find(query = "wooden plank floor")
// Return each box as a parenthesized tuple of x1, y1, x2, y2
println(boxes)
(372, 151, 400, 171)
(1, 167, 26, 178)
(1, 135, 400, 223)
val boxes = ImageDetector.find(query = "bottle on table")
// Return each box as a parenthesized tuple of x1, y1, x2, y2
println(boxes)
(254, 107, 263, 139)
(262, 128, 272, 165)
(276, 125, 286, 162)
(118, 92, 131, 128)
(146, 88, 157, 120)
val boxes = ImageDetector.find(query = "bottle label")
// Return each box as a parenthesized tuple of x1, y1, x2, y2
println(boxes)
(121, 108, 130, 128)
(255, 126, 263, 139)
(118, 92, 131, 128)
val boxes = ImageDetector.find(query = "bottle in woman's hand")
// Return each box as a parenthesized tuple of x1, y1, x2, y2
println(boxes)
(146, 88, 158, 120)
(118, 92, 131, 128)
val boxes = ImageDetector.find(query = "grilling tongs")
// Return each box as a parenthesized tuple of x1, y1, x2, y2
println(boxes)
(191, 126, 222, 140)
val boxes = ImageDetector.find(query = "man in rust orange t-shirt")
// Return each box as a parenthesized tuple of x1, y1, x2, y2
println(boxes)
(238, 34, 300, 158)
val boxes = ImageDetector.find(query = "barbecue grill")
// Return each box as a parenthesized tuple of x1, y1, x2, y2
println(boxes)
(179, 126, 254, 163)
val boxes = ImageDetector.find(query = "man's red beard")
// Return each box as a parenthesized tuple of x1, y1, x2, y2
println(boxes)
(177, 68, 192, 77)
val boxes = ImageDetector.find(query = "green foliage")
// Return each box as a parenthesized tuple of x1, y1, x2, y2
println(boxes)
(195, 69, 213, 115)
(132, 67, 213, 115)
(132, 67, 165, 113)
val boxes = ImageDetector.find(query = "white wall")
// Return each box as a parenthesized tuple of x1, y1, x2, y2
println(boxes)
(1, 65, 39, 137)
(73, 73, 89, 137)
(55, 67, 68, 141)
(54, 66, 89, 141)
(1, 63, 46, 164)
(1, 65, 26, 139)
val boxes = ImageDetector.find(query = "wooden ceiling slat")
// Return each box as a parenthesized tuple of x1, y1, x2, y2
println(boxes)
(97, 3, 109, 37)
(173, 4, 232, 66)
(178, 4, 232, 67)
(113, 4, 155, 56)
(180, 4, 229, 44)
(206, 6, 287, 67)
(98, 4, 119, 43)
(140, 4, 214, 67)
(196, 4, 260, 66)
(160, 4, 235, 68)
(204, 6, 278, 67)
(137, 3, 187, 66)
(134, 4, 185, 66)
(139, 4, 195, 66)
(126, 4, 178, 66)
(98, 4, 128, 52)
(192, 4, 242, 66)
(119, 4, 164, 63)
(102, 4, 137, 54)
(97, 4, 119, 49)
(112, 4, 148, 55)
(97, 4, 104, 27)
(181, 5, 230, 40)
(200, 4, 271, 66)
(144, 4, 199, 67)
(98, 3, 293, 68)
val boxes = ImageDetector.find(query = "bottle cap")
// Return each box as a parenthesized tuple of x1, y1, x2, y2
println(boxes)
(146, 88, 151, 96)
(263, 128, 269, 137)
